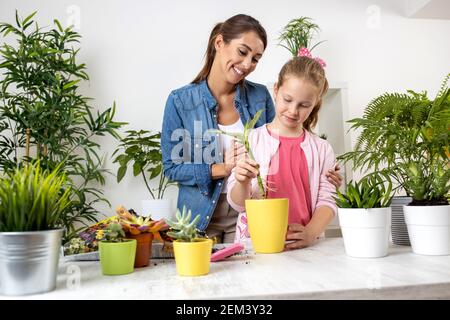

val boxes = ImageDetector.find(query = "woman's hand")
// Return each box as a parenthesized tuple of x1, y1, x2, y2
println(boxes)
(212, 140, 246, 179)
(223, 139, 246, 176)
(284, 224, 316, 250)
(325, 164, 343, 188)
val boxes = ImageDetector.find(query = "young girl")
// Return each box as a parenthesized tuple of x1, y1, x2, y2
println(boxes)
(227, 56, 337, 250)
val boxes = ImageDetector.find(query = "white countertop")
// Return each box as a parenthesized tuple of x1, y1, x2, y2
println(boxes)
(5, 238, 450, 300)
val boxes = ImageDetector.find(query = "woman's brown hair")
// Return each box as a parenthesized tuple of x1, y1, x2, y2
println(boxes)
(277, 56, 329, 132)
(192, 14, 267, 84)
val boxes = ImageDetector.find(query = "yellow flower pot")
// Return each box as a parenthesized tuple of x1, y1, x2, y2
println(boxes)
(245, 198, 289, 253)
(172, 238, 213, 276)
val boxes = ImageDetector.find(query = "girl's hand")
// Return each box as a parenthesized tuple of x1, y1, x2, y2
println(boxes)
(284, 224, 316, 250)
(325, 164, 343, 188)
(224, 139, 246, 176)
(234, 158, 259, 185)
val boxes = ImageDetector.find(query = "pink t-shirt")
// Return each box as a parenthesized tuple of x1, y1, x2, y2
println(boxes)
(266, 129, 312, 226)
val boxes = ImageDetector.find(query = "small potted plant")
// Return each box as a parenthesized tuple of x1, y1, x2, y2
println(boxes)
(97, 222, 137, 275)
(278, 16, 326, 58)
(113, 130, 177, 221)
(339, 74, 450, 255)
(166, 206, 213, 276)
(335, 173, 393, 258)
(213, 110, 288, 253)
(0, 162, 72, 295)
(116, 206, 166, 267)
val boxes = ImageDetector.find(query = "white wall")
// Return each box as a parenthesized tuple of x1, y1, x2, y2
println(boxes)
(1, 0, 449, 219)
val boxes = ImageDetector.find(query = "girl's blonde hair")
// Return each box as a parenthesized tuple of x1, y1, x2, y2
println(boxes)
(277, 56, 328, 132)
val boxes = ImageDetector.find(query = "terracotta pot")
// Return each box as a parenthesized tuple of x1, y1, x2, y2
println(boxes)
(127, 233, 153, 267)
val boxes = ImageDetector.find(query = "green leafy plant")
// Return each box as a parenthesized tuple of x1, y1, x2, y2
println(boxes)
(335, 173, 393, 209)
(0, 161, 72, 232)
(112, 130, 176, 199)
(278, 17, 325, 57)
(338, 74, 450, 206)
(95, 222, 126, 243)
(0, 11, 126, 241)
(213, 109, 267, 198)
(165, 206, 202, 242)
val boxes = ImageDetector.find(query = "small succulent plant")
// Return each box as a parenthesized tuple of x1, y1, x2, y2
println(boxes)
(96, 222, 126, 243)
(165, 206, 202, 242)
(116, 205, 166, 235)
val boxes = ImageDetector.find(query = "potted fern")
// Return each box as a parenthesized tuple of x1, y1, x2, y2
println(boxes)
(113, 130, 176, 221)
(165, 206, 213, 276)
(0, 162, 72, 295)
(335, 174, 393, 258)
(213, 110, 289, 253)
(339, 74, 450, 255)
(97, 222, 137, 276)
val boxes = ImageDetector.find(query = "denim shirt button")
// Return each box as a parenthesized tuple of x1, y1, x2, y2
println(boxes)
(206, 216, 210, 220)
(218, 182, 222, 186)
(212, 200, 215, 204)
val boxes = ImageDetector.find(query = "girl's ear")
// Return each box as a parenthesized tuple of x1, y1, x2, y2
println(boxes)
(273, 82, 279, 97)
(214, 34, 224, 51)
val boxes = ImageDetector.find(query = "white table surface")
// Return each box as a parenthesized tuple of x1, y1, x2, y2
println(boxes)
(4, 238, 450, 300)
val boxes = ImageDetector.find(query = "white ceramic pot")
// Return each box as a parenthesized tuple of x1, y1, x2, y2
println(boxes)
(141, 199, 174, 221)
(338, 207, 391, 258)
(404, 205, 450, 256)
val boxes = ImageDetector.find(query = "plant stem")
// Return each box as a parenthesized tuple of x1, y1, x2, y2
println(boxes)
(158, 172, 164, 199)
(25, 128, 30, 159)
(141, 169, 155, 199)
(246, 143, 266, 199)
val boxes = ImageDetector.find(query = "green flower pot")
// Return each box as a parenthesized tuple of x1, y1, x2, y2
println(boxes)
(99, 239, 136, 275)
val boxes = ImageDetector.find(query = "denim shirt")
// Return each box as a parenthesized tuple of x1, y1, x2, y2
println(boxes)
(161, 79, 275, 230)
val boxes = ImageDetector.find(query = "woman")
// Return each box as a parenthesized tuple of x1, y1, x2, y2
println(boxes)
(161, 14, 342, 243)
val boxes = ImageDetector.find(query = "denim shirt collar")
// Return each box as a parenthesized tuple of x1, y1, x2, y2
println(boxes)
(200, 79, 247, 110)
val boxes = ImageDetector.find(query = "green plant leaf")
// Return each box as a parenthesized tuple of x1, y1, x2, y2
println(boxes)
(22, 11, 37, 27)
(117, 166, 127, 182)
(63, 80, 80, 90)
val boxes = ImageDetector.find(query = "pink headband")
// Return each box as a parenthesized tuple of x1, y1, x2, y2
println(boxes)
(297, 47, 327, 68)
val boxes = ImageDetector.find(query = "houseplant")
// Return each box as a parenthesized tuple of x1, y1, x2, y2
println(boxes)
(113, 130, 176, 220)
(0, 161, 72, 295)
(0, 11, 126, 243)
(165, 206, 213, 276)
(116, 205, 166, 267)
(278, 16, 325, 57)
(97, 222, 137, 276)
(213, 110, 288, 253)
(335, 173, 393, 258)
(339, 74, 450, 255)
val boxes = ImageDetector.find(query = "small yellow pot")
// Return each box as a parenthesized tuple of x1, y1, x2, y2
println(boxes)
(245, 198, 289, 253)
(172, 238, 213, 276)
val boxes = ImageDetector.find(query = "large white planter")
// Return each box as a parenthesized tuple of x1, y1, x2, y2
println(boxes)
(338, 207, 391, 258)
(404, 205, 450, 256)
(141, 199, 174, 221)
